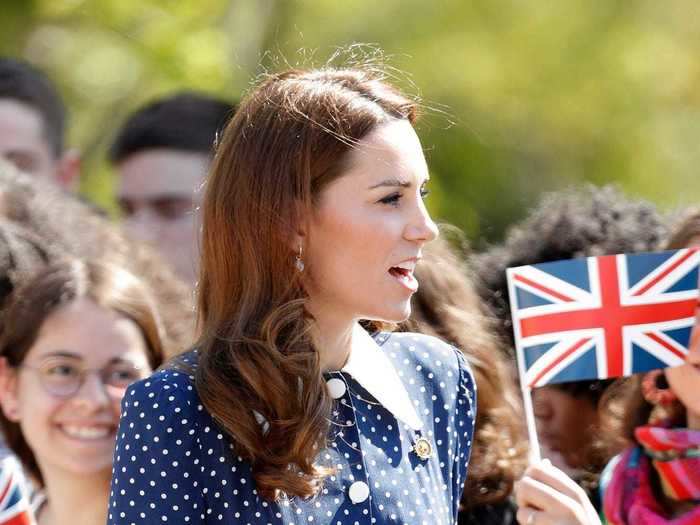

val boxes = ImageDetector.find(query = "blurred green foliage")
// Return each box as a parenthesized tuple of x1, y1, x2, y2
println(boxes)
(3, 0, 700, 242)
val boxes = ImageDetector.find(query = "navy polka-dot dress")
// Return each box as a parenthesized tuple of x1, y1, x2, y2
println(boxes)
(108, 331, 476, 524)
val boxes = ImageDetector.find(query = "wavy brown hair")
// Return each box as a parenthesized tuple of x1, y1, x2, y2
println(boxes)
(0, 259, 165, 485)
(195, 67, 418, 500)
(400, 232, 528, 510)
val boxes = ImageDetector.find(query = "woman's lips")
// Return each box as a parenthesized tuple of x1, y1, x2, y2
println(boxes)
(389, 267, 418, 292)
(56, 423, 115, 441)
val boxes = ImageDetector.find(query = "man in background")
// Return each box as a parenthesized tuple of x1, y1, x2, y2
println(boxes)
(110, 92, 233, 288)
(0, 57, 80, 188)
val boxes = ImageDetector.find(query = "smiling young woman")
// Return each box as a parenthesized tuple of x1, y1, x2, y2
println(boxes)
(0, 260, 164, 525)
(107, 67, 476, 524)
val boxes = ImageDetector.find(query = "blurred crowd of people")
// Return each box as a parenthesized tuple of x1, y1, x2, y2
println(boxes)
(0, 56, 697, 525)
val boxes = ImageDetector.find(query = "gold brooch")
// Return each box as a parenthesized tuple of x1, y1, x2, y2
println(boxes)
(412, 437, 433, 460)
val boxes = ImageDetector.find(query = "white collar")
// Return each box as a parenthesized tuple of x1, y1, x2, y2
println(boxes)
(338, 324, 423, 431)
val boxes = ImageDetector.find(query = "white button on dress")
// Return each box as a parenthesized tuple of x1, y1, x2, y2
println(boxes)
(348, 481, 369, 504)
(326, 377, 346, 399)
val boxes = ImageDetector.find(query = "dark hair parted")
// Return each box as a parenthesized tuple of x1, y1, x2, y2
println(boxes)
(0, 57, 66, 156)
(473, 185, 669, 481)
(0, 260, 165, 485)
(109, 91, 235, 163)
(400, 232, 528, 509)
(0, 161, 193, 355)
(195, 68, 417, 500)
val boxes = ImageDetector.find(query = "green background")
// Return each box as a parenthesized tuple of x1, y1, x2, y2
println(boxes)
(3, 0, 699, 242)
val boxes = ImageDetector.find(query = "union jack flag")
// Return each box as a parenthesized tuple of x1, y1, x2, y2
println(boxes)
(507, 249, 700, 389)
(0, 458, 31, 525)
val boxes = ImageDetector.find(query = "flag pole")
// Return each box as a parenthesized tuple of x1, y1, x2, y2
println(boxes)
(520, 383, 540, 462)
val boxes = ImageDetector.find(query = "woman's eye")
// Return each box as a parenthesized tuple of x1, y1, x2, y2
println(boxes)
(420, 187, 430, 199)
(379, 193, 402, 206)
(107, 367, 142, 384)
(46, 364, 79, 377)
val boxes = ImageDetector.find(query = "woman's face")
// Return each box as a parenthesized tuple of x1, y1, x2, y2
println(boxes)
(532, 386, 600, 469)
(0, 297, 152, 479)
(666, 309, 700, 429)
(305, 119, 438, 324)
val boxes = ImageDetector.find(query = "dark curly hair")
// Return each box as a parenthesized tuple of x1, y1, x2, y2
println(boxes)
(471, 185, 668, 486)
(472, 185, 667, 352)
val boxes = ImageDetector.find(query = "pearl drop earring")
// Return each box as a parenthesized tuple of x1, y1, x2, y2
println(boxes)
(295, 244, 305, 272)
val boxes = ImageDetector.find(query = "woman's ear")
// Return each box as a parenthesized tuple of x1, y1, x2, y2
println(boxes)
(0, 358, 20, 422)
(288, 200, 309, 254)
(292, 200, 308, 246)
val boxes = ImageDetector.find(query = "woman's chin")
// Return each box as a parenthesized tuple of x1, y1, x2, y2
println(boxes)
(368, 304, 412, 325)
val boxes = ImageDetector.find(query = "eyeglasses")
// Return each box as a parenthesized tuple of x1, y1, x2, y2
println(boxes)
(18, 358, 147, 398)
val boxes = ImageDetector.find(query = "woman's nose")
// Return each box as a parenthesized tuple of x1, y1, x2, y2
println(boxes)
(687, 307, 700, 365)
(405, 201, 439, 243)
(71, 372, 111, 408)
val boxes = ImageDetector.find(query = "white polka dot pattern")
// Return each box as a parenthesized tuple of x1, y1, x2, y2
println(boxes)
(107, 332, 476, 524)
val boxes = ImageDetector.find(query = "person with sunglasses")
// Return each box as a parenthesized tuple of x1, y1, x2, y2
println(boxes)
(0, 260, 165, 525)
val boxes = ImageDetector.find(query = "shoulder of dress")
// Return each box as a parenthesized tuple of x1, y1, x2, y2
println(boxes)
(124, 349, 200, 408)
(380, 331, 476, 403)
(380, 331, 465, 372)
(378, 330, 453, 350)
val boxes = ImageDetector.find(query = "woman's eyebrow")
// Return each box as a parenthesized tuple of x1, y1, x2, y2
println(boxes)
(107, 357, 141, 366)
(38, 351, 82, 361)
(368, 174, 431, 190)
(368, 178, 411, 190)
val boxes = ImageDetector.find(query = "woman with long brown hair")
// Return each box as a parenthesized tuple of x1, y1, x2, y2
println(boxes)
(107, 66, 477, 524)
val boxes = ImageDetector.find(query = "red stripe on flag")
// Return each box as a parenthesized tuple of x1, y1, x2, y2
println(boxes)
(598, 257, 624, 377)
(644, 332, 687, 361)
(632, 249, 697, 296)
(0, 472, 12, 506)
(529, 337, 591, 388)
(514, 274, 574, 303)
(4, 512, 33, 525)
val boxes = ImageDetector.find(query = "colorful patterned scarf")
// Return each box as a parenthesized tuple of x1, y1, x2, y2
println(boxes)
(636, 426, 700, 502)
(603, 425, 700, 525)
